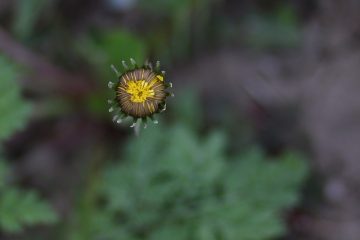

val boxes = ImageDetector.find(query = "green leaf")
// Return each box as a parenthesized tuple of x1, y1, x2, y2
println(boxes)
(138, 0, 192, 14)
(90, 124, 308, 240)
(243, 5, 301, 50)
(171, 88, 203, 131)
(103, 30, 147, 65)
(0, 55, 31, 141)
(0, 188, 58, 233)
(77, 30, 147, 78)
(0, 158, 58, 234)
(0, 56, 57, 234)
(12, 0, 50, 40)
(0, 160, 8, 190)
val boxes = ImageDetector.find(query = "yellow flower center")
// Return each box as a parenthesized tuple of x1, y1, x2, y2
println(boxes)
(125, 80, 155, 103)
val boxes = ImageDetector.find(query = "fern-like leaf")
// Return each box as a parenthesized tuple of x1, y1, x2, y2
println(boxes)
(0, 55, 31, 141)
(0, 187, 58, 233)
(0, 55, 58, 234)
(90, 124, 308, 240)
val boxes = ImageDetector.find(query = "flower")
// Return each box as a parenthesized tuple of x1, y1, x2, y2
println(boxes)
(108, 59, 173, 128)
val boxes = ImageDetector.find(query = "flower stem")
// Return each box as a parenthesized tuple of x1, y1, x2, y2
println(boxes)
(134, 118, 141, 136)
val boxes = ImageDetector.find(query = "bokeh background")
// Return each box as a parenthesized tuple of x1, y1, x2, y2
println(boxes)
(1, 0, 360, 239)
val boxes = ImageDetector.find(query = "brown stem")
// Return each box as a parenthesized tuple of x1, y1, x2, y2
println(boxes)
(0, 27, 96, 98)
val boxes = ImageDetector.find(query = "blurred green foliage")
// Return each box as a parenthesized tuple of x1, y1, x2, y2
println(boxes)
(139, 0, 217, 61)
(0, 56, 31, 141)
(100, 31, 147, 68)
(139, 0, 192, 60)
(243, 5, 301, 50)
(170, 89, 203, 131)
(13, 0, 50, 40)
(0, 160, 58, 233)
(67, 121, 307, 240)
(139, 0, 192, 13)
(0, 55, 58, 234)
(77, 30, 147, 77)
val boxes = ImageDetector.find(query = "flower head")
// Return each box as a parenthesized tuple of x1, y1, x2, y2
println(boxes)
(108, 59, 173, 129)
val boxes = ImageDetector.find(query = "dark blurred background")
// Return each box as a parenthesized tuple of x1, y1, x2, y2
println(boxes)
(1, 0, 360, 239)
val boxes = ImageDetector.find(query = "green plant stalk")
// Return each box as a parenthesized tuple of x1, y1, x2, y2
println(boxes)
(66, 147, 107, 240)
